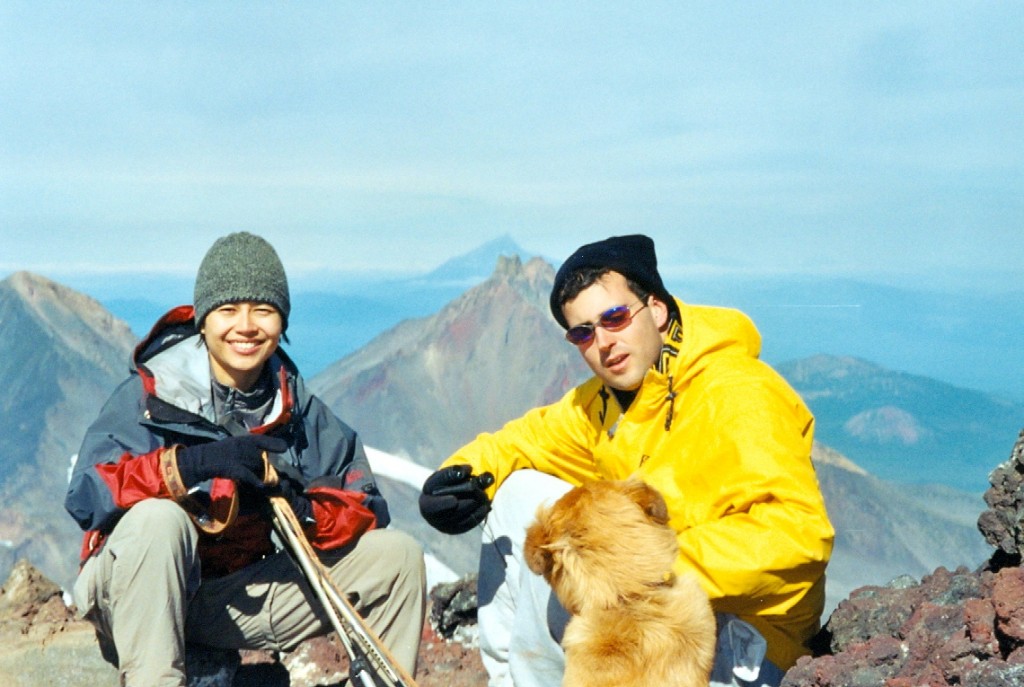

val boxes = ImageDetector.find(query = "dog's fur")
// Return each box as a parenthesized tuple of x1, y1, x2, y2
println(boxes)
(524, 478, 716, 687)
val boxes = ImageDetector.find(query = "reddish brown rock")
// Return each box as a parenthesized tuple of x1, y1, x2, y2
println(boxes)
(0, 557, 489, 686)
(782, 429, 1024, 687)
(992, 565, 1024, 642)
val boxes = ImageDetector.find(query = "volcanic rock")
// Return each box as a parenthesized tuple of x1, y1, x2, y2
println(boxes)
(0, 557, 488, 686)
(782, 429, 1024, 686)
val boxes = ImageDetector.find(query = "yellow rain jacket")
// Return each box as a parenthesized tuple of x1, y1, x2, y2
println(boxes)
(441, 299, 834, 670)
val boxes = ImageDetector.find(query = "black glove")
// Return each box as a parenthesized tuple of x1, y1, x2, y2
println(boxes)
(268, 474, 315, 526)
(178, 434, 288, 490)
(419, 465, 494, 535)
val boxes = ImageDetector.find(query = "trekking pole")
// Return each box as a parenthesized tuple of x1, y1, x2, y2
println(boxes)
(264, 462, 419, 687)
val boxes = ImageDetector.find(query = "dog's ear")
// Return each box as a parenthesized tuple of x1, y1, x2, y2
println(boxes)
(625, 479, 670, 525)
(524, 507, 556, 577)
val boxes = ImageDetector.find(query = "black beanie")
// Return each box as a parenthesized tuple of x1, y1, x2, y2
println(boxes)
(193, 232, 291, 330)
(549, 234, 674, 329)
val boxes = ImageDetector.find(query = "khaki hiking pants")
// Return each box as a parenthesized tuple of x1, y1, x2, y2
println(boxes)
(73, 498, 425, 687)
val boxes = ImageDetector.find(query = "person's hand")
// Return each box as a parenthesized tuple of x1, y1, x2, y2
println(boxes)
(268, 475, 314, 526)
(178, 434, 288, 489)
(419, 465, 494, 535)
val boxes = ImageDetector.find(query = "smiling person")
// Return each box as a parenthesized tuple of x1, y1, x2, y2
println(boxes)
(419, 234, 834, 687)
(65, 232, 425, 686)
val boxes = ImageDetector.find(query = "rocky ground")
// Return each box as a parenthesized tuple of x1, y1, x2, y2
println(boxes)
(0, 562, 488, 686)
(783, 429, 1024, 687)
(6, 429, 1024, 686)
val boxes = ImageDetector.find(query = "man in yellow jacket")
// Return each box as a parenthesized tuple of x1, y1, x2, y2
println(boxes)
(419, 234, 834, 687)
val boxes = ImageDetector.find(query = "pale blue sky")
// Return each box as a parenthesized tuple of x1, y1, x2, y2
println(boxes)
(1, 2, 1021, 291)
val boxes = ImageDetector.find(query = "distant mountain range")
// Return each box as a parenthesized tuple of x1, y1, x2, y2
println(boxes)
(300, 251, 1022, 494)
(44, 236, 1024, 403)
(778, 355, 1021, 492)
(310, 255, 589, 468)
(808, 446, 988, 612)
(675, 273, 1024, 405)
(301, 258, 992, 612)
(0, 261, 1008, 616)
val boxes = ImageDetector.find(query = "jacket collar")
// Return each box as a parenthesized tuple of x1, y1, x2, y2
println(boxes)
(134, 306, 296, 432)
(613, 298, 762, 431)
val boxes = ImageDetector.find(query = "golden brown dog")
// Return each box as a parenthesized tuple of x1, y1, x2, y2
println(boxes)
(524, 478, 716, 687)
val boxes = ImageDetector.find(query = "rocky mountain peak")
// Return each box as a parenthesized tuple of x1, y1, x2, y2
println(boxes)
(464, 254, 556, 316)
(312, 256, 588, 472)
(0, 557, 63, 614)
(2, 271, 136, 377)
(8, 270, 119, 329)
(811, 442, 868, 476)
(781, 354, 885, 386)
(493, 254, 554, 293)
(0, 272, 137, 591)
(493, 252, 523, 276)
(843, 405, 927, 445)
(776, 354, 1019, 491)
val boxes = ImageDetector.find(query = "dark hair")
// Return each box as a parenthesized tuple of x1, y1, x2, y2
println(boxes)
(548, 235, 675, 329)
(554, 266, 651, 311)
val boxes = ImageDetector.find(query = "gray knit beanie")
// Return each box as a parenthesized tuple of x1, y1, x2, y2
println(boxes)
(193, 232, 291, 330)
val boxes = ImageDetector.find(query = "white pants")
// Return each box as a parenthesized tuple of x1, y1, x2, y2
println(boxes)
(476, 470, 786, 687)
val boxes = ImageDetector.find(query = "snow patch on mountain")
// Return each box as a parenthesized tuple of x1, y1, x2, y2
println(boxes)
(366, 446, 460, 589)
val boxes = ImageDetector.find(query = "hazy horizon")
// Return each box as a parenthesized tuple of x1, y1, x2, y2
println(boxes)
(3, 236, 1019, 405)
(3, 232, 1022, 300)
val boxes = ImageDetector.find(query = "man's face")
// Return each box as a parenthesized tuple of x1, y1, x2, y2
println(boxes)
(561, 272, 668, 391)
(202, 301, 283, 391)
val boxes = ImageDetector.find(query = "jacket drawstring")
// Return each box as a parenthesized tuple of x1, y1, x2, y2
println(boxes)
(664, 375, 676, 431)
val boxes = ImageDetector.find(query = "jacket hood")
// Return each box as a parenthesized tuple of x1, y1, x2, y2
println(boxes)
(132, 305, 299, 427)
(624, 299, 763, 433)
(669, 298, 762, 384)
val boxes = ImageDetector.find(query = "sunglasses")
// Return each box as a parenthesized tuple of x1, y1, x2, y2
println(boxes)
(564, 301, 647, 345)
